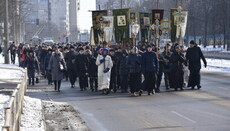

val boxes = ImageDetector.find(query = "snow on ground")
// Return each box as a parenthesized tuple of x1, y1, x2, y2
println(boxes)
(0, 94, 10, 127)
(43, 101, 89, 131)
(0, 54, 23, 80)
(200, 45, 229, 52)
(203, 58, 230, 72)
(20, 96, 45, 131)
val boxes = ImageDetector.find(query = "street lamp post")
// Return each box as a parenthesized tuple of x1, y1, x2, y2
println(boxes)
(131, 20, 140, 50)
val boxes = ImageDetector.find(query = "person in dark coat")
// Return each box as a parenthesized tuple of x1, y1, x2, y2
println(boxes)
(115, 47, 123, 89)
(65, 46, 77, 88)
(162, 44, 172, 89)
(25, 50, 39, 86)
(44, 48, 53, 85)
(170, 44, 187, 91)
(75, 48, 88, 91)
(186, 40, 207, 89)
(127, 47, 142, 96)
(141, 45, 159, 95)
(109, 49, 118, 93)
(119, 49, 129, 93)
(88, 50, 98, 92)
(8, 42, 17, 64)
(48, 48, 67, 92)
(156, 48, 164, 93)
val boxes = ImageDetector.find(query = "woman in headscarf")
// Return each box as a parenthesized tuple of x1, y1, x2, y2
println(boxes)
(96, 48, 113, 95)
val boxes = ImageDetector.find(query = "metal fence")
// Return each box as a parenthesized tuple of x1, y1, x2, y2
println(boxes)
(0, 67, 27, 131)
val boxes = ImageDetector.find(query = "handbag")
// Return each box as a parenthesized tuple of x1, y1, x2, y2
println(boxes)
(59, 61, 65, 71)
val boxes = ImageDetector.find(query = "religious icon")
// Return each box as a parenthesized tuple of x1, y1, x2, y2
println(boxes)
(143, 17, 150, 26)
(117, 15, 126, 26)
(130, 12, 135, 20)
(155, 13, 160, 20)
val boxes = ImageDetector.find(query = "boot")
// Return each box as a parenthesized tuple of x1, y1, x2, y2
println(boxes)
(58, 80, 61, 92)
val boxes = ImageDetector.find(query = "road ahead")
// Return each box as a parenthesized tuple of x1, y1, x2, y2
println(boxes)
(27, 69, 230, 131)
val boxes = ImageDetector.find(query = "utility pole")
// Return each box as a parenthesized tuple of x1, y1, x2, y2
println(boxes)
(4, 0, 10, 64)
(121, 0, 123, 9)
(176, 0, 178, 7)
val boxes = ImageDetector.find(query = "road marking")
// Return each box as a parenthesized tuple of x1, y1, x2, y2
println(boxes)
(171, 111, 196, 123)
(85, 113, 108, 131)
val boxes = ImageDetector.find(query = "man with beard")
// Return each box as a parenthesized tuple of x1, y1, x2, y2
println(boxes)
(65, 46, 77, 88)
(186, 40, 207, 90)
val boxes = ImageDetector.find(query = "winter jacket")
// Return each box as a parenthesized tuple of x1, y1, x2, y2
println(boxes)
(186, 46, 207, 70)
(75, 53, 88, 77)
(65, 50, 77, 70)
(119, 55, 129, 75)
(127, 53, 142, 73)
(48, 53, 67, 81)
(141, 51, 159, 73)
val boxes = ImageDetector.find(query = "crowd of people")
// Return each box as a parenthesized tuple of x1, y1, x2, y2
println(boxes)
(6, 40, 207, 96)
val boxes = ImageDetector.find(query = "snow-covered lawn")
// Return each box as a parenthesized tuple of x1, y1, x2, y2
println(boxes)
(0, 94, 10, 127)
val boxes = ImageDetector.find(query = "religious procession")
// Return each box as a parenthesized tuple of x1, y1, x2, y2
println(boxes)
(6, 6, 207, 97)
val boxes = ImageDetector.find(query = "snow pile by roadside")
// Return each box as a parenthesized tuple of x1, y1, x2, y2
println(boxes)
(204, 58, 230, 72)
(20, 96, 45, 131)
(0, 64, 23, 80)
(43, 101, 89, 131)
(0, 94, 10, 127)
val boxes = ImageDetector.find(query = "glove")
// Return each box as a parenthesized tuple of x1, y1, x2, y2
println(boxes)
(103, 68, 110, 73)
(100, 59, 104, 63)
(204, 63, 207, 68)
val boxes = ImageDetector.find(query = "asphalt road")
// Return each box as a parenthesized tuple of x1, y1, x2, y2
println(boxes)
(27, 69, 230, 131)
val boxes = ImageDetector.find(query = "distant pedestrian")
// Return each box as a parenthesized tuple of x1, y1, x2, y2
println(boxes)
(186, 40, 207, 89)
(25, 50, 39, 86)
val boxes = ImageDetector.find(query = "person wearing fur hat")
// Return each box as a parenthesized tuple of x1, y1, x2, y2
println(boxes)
(96, 48, 113, 95)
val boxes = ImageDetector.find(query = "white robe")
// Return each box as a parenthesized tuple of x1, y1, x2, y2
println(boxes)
(96, 54, 113, 90)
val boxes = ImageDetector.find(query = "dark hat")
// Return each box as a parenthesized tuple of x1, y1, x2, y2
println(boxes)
(58, 46, 63, 49)
(48, 48, 53, 52)
(109, 48, 115, 52)
(190, 40, 195, 45)
(64, 47, 69, 50)
(85, 46, 90, 50)
(29, 50, 34, 54)
(78, 47, 84, 51)
(70, 45, 75, 49)
(117, 46, 122, 49)
(147, 45, 152, 48)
